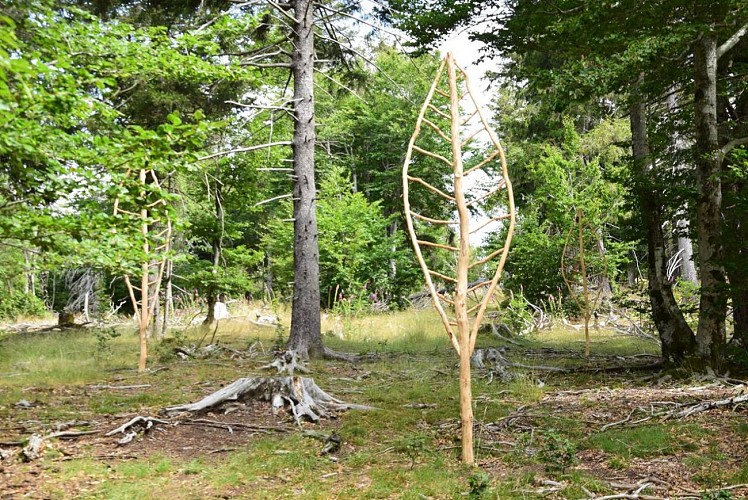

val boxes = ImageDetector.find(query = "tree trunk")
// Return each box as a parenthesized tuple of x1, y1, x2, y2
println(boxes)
(23, 249, 35, 295)
(264, 251, 274, 300)
(627, 250, 640, 287)
(723, 177, 748, 349)
(727, 265, 748, 349)
(675, 219, 698, 283)
(160, 257, 172, 339)
(630, 98, 696, 363)
(693, 33, 727, 369)
(287, 0, 324, 359)
(666, 91, 698, 284)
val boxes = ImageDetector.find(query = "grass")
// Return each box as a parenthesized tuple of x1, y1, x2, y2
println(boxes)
(0, 308, 746, 498)
(585, 423, 704, 458)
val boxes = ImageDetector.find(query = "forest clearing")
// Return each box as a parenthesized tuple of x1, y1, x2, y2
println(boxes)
(2, 0, 748, 498)
(1, 307, 746, 499)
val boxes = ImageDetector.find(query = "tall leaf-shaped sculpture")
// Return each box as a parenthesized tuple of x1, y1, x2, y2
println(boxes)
(114, 168, 172, 372)
(402, 53, 516, 464)
(561, 208, 608, 358)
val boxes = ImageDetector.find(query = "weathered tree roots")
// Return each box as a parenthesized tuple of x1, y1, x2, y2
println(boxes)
(165, 376, 374, 424)
(261, 350, 311, 376)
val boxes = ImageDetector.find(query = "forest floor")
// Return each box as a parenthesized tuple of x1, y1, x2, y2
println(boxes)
(0, 308, 747, 499)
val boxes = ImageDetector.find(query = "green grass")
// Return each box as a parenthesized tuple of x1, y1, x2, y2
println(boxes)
(585, 423, 705, 458)
(1, 309, 746, 498)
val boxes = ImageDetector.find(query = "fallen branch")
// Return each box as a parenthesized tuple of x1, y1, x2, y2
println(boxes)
(178, 418, 290, 433)
(301, 430, 341, 454)
(666, 393, 748, 419)
(47, 430, 100, 439)
(601, 390, 748, 431)
(106, 416, 170, 444)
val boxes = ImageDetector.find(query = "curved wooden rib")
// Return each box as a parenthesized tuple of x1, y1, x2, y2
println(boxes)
(402, 57, 459, 351)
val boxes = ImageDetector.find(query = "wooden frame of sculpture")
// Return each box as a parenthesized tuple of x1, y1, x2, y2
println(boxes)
(114, 168, 171, 372)
(561, 208, 608, 358)
(402, 53, 516, 465)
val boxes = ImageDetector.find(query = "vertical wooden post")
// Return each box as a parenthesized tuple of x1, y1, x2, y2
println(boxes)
(562, 208, 608, 359)
(139, 169, 150, 372)
(448, 54, 475, 465)
(577, 209, 591, 358)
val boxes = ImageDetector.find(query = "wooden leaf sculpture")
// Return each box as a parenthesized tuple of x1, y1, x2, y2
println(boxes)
(561, 208, 608, 358)
(114, 168, 171, 372)
(402, 53, 516, 464)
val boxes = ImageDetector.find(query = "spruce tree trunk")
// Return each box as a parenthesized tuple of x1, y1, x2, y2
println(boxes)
(724, 164, 748, 350)
(204, 237, 221, 326)
(693, 33, 727, 368)
(630, 98, 696, 362)
(727, 265, 748, 349)
(287, 0, 324, 359)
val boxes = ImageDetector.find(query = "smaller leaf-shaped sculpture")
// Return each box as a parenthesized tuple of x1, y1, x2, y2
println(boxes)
(561, 208, 608, 358)
(114, 168, 172, 372)
(402, 53, 516, 465)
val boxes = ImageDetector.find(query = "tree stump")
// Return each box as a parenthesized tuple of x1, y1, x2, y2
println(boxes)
(165, 376, 373, 423)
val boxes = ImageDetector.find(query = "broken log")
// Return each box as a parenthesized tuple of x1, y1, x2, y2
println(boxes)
(106, 416, 170, 445)
(21, 434, 44, 461)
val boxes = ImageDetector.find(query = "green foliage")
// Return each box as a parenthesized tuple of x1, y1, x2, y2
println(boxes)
(264, 166, 414, 307)
(500, 292, 536, 335)
(467, 470, 490, 499)
(93, 327, 122, 359)
(586, 423, 703, 459)
(702, 491, 733, 500)
(537, 428, 579, 472)
(491, 118, 628, 305)
(0, 290, 46, 320)
(182, 245, 262, 302)
(0, 1, 257, 312)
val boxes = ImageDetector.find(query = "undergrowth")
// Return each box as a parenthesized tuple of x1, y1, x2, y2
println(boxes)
(0, 309, 745, 498)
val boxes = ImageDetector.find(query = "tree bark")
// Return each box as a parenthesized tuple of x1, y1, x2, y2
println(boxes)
(675, 219, 698, 283)
(693, 32, 727, 368)
(287, 0, 324, 359)
(160, 257, 172, 339)
(630, 98, 696, 363)
(666, 91, 698, 284)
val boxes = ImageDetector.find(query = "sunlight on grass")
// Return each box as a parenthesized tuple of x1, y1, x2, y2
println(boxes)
(527, 324, 661, 356)
(585, 423, 705, 458)
(7, 308, 746, 499)
(0, 329, 137, 387)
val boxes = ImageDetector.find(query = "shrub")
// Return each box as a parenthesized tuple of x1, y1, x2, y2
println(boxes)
(0, 291, 46, 320)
